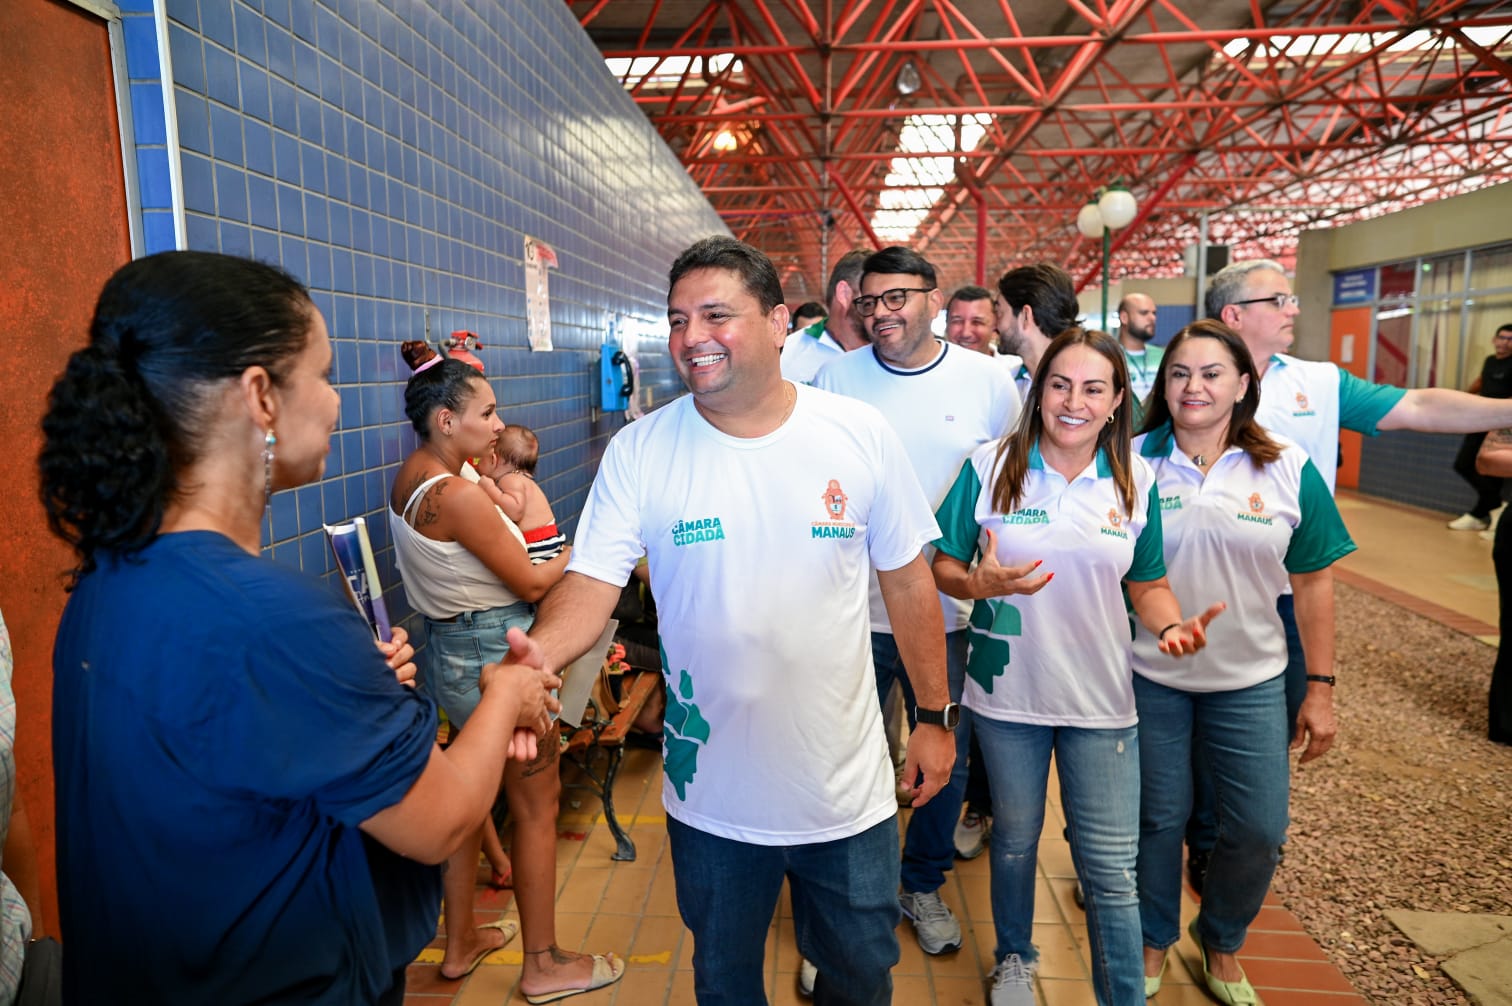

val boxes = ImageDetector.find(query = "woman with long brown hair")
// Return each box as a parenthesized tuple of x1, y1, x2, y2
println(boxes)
(932, 327, 1222, 1006)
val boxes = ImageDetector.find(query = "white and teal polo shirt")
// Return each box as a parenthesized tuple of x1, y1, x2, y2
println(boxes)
(1256, 354, 1405, 494)
(568, 384, 939, 845)
(1130, 424, 1356, 692)
(995, 350, 1033, 403)
(933, 439, 1165, 728)
(779, 324, 844, 385)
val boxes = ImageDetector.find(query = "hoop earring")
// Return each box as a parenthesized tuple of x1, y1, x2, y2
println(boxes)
(1106, 414, 1115, 425)
(263, 429, 277, 506)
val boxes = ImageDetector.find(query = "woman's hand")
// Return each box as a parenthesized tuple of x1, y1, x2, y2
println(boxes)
(1157, 602, 1227, 656)
(965, 530, 1053, 599)
(377, 625, 418, 687)
(1292, 686, 1337, 763)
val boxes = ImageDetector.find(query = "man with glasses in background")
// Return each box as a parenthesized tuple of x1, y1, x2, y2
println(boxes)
(1188, 261, 1512, 895)
(813, 247, 1020, 977)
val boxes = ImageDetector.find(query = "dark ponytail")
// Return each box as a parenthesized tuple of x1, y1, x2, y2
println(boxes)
(39, 251, 313, 586)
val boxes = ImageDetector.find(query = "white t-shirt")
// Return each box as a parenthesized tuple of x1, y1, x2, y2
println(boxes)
(780, 326, 844, 384)
(813, 341, 1021, 633)
(568, 384, 940, 844)
(1130, 426, 1356, 692)
(933, 439, 1165, 728)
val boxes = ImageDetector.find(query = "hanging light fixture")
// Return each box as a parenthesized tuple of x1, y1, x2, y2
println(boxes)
(896, 59, 921, 96)
(712, 129, 739, 153)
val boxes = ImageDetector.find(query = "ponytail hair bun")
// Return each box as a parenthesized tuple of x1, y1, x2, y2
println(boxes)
(40, 251, 314, 586)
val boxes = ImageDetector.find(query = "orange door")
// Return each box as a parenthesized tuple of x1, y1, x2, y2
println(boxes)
(0, 0, 135, 932)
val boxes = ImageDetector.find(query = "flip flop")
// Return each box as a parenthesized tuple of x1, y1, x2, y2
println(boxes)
(521, 953, 626, 1004)
(440, 918, 519, 981)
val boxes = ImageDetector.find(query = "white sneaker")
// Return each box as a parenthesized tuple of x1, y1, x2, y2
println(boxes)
(797, 957, 816, 998)
(989, 953, 1036, 1006)
(1448, 513, 1490, 531)
(953, 809, 990, 859)
(899, 889, 962, 954)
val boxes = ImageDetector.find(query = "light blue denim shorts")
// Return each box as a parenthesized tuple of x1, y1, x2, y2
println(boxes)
(422, 601, 534, 728)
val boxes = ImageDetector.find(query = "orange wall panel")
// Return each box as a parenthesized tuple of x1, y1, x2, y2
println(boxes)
(0, 0, 134, 934)
(1329, 307, 1376, 490)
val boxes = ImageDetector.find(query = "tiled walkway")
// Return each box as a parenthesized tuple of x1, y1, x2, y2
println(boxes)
(404, 491, 1497, 1006)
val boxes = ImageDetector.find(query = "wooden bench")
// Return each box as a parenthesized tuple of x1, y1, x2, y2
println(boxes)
(560, 669, 660, 862)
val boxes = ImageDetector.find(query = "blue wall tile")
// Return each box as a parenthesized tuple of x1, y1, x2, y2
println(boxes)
(128, 0, 724, 627)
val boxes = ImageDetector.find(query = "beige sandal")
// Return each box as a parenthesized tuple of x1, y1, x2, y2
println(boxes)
(521, 953, 626, 1004)
(440, 918, 519, 981)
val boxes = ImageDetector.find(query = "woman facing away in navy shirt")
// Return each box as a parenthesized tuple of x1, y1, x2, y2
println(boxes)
(39, 251, 558, 1004)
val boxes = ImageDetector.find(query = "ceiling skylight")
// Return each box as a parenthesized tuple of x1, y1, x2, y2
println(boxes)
(871, 114, 992, 242)
(1221, 24, 1509, 61)
(604, 54, 741, 90)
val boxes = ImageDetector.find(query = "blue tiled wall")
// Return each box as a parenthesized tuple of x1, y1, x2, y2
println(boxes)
(1359, 431, 1472, 514)
(119, 0, 727, 627)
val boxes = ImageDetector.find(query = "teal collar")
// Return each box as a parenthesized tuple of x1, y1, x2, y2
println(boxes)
(1139, 421, 1176, 458)
(1030, 439, 1113, 477)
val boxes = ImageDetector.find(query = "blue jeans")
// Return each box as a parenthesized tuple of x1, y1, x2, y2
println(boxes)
(422, 601, 534, 727)
(871, 629, 970, 894)
(971, 713, 1143, 1006)
(1135, 673, 1289, 954)
(1187, 594, 1302, 853)
(667, 815, 900, 1006)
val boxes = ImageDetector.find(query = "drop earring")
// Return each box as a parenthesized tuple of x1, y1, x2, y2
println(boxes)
(263, 429, 277, 506)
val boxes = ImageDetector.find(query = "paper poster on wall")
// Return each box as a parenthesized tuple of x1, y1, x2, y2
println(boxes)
(525, 236, 559, 351)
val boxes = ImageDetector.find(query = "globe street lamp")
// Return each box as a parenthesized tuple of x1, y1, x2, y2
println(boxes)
(1076, 184, 1138, 329)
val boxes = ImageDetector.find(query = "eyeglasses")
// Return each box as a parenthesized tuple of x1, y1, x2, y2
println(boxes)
(853, 287, 935, 317)
(1493, 332, 1512, 342)
(1233, 293, 1300, 310)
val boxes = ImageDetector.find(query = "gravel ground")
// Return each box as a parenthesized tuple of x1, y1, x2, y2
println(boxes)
(1272, 583, 1512, 1005)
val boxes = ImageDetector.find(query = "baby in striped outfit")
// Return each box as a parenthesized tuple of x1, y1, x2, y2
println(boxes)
(477, 425, 567, 563)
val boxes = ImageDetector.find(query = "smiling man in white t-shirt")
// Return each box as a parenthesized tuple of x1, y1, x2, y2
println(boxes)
(506, 237, 953, 1006)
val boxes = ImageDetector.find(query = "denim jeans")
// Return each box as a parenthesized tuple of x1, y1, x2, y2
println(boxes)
(667, 815, 900, 1006)
(421, 601, 535, 728)
(1134, 672, 1289, 954)
(871, 629, 970, 894)
(971, 712, 1143, 1006)
(1188, 594, 1302, 853)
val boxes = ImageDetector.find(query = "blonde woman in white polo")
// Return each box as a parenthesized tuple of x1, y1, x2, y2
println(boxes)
(932, 328, 1222, 1006)
(1131, 320, 1354, 1005)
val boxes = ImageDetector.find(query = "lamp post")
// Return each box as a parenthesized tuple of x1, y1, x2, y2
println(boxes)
(1075, 184, 1138, 329)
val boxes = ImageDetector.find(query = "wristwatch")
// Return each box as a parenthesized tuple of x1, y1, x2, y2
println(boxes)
(915, 702, 960, 730)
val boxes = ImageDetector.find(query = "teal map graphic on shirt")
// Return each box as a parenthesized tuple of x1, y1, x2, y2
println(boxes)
(966, 598, 1022, 692)
(660, 642, 710, 799)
